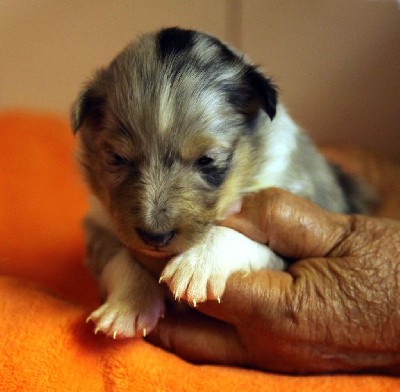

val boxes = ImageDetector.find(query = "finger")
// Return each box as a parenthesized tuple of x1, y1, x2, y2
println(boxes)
(222, 188, 351, 258)
(147, 307, 247, 366)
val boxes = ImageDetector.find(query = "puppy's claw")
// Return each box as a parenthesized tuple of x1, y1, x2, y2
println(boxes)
(217, 296, 221, 304)
(174, 292, 180, 302)
(143, 328, 147, 337)
(113, 331, 117, 340)
(158, 276, 163, 284)
(85, 316, 92, 324)
(192, 299, 197, 307)
(94, 327, 100, 335)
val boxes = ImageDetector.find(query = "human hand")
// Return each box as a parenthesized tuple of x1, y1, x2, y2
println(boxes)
(148, 188, 400, 374)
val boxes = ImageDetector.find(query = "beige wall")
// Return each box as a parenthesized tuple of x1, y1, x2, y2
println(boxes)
(1, 0, 399, 159)
(0, 0, 227, 112)
(241, 1, 400, 160)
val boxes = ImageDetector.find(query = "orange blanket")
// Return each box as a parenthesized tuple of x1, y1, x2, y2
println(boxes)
(0, 111, 399, 391)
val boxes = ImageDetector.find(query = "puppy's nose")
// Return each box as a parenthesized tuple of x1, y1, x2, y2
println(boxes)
(136, 228, 175, 247)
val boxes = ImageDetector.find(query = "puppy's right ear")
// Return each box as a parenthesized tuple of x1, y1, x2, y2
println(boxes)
(71, 86, 105, 134)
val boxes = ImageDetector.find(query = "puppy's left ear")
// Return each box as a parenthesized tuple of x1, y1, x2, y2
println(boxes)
(71, 85, 105, 134)
(243, 66, 277, 121)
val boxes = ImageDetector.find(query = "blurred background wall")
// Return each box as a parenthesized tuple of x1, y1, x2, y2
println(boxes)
(0, 0, 399, 160)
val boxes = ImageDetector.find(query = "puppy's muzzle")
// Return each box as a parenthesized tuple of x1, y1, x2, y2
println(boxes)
(136, 228, 175, 248)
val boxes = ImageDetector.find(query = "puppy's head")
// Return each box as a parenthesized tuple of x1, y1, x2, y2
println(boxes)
(72, 27, 277, 254)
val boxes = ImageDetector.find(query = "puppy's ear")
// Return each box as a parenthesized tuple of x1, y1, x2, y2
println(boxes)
(71, 86, 105, 134)
(243, 66, 277, 121)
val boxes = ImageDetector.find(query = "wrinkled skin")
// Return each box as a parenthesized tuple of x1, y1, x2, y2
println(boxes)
(147, 188, 400, 374)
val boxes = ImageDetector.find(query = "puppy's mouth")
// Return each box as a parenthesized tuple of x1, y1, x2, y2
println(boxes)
(133, 227, 178, 257)
(136, 246, 176, 258)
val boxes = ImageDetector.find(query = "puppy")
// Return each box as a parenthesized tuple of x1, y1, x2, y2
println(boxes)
(72, 27, 370, 339)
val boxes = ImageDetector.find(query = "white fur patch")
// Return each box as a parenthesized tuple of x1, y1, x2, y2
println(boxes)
(252, 105, 298, 190)
(160, 226, 286, 305)
(158, 83, 174, 133)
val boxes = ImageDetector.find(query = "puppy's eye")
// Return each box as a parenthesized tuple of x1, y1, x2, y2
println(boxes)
(109, 152, 126, 166)
(195, 155, 214, 167)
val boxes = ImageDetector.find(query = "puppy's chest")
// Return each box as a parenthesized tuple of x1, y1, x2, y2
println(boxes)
(131, 249, 172, 278)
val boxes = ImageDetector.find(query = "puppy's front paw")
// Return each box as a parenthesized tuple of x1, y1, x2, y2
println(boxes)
(87, 292, 165, 339)
(86, 248, 166, 339)
(160, 227, 236, 305)
(160, 226, 286, 306)
(160, 250, 226, 306)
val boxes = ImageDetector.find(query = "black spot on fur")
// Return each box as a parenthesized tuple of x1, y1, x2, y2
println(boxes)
(330, 163, 378, 214)
(157, 27, 195, 60)
(244, 67, 277, 121)
(157, 28, 277, 124)
(207, 36, 238, 64)
(198, 153, 233, 188)
(202, 35, 277, 122)
(201, 166, 230, 188)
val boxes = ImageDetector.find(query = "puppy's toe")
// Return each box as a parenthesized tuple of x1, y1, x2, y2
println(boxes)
(134, 301, 165, 337)
(160, 257, 192, 300)
(207, 272, 227, 302)
(185, 274, 209, 306)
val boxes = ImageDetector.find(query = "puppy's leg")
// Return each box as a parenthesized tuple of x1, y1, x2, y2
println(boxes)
(160, 226, 286, 305)
(84, 220, 165, 339)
